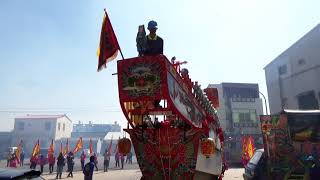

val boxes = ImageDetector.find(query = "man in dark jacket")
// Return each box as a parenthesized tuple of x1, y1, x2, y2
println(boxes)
(66, 152, 74, 178)
(144, 20, 163, 56)
(84, 156, 95, 180)
(56, 153, 65, 179)
(20, 151, 25, 167)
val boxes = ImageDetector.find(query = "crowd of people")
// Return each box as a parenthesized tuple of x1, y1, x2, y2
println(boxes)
(5, 148, 134, 179)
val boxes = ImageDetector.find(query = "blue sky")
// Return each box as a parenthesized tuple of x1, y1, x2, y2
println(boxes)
(0, 0, 320, 131)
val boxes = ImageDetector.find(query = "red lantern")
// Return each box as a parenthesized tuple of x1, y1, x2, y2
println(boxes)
(118, 137, 132, 155)
(201, 138, 215, 158)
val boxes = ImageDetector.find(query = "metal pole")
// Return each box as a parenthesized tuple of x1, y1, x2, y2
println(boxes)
(259, 91, 268, 115)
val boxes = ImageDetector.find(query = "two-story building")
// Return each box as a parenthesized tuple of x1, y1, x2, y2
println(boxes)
(208, 83, 264, 164)
(12, 114, 72, 156)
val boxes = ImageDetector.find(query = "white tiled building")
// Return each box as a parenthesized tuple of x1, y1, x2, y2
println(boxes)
(12, 114, 72, 156)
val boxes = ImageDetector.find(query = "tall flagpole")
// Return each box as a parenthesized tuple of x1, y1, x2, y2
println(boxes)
(104, 8, 125, 60)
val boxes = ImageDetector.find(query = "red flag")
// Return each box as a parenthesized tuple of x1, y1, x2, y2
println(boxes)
(48, 139, 54, 156)
(247, 136, 255, 158)
(31, 140, 40, 158)
(89, 139, 93, 155)
(107, 136, 113, 155)
(242, 136, 248, 154)
(73, 137, 83, 154)
(15, 140, 23, 164)
(97, 10, 120, 71)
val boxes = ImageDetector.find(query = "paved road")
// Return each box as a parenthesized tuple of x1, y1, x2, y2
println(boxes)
(41, 167, 244, 180)
(1, 157, 244, 180)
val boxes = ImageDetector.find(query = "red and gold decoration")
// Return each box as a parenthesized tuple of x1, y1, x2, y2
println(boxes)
(118, 137, 131, 155)
(201, 138, 215, 158)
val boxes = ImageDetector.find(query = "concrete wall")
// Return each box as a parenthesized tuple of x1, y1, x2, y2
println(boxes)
(265, 24, 320, 114)
(213, 84, 227, 131)
(54, 116, 72, 140)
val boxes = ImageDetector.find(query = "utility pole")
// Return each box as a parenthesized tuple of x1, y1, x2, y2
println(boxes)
(259, 91, 268, 115)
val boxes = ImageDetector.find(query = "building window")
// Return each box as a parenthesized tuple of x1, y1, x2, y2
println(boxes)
(233, 112, 240, 123)
(58, 123, 61, 131)
(63, 123, 65, 131)
(239, 112, 250, 123)
(298, 58, 306, 65)
(45, 122, 51, 130)
(297, 91, 319, 110)
(278, 64, 287, 75)
(281, 98, 288, 108)
(232, 97, 255, 102)
(250, 110, 257, 122)
(233, 109, 257, 123)
(17, 122, 25, 131)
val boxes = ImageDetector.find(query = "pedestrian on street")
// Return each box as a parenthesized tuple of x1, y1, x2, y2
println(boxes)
(38, 154, 46, 174)
(20, 151, 25, 167)
(48, 154, 56, 174)
(9, 154, 18, 168)
(30, 155, 38, 169)
(83, 156, 95, 180)
(120, 153, 125, 169)
(93, 153, 98, 171)
(6, 152, 11, 167)
(126, 151, 132, 164)
(103, 149, 110, 172)
(80, 151, 86, 171)
(66, 152, 74, 178)
(56, 152, 65, 179)
(115, 151, 120, 168)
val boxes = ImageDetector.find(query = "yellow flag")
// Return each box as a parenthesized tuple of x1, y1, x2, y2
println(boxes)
(31, 140, 40, 157)
(73, 137, 83, 153)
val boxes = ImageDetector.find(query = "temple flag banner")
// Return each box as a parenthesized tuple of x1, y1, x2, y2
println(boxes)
(60, 141, 63, 153)
(107, 135, 113, 155)
(31, 140, 40, 158)
(15, 140, 23, 163)
(97, 9, 120, 71)
(89, 139, 93, 154)
(73, 137, 83, 153)
(64, 139, 70, 155)
(48, 139, 54, 155)
(247, 136, 255, 158)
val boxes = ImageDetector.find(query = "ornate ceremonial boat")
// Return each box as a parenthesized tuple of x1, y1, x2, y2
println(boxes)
(117, 54, 226, 180)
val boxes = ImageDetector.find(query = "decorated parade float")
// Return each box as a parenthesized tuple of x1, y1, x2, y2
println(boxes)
(97, 9, 226, 180)
(260, 109, 320, 180)
(116, 55, 226, 180)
